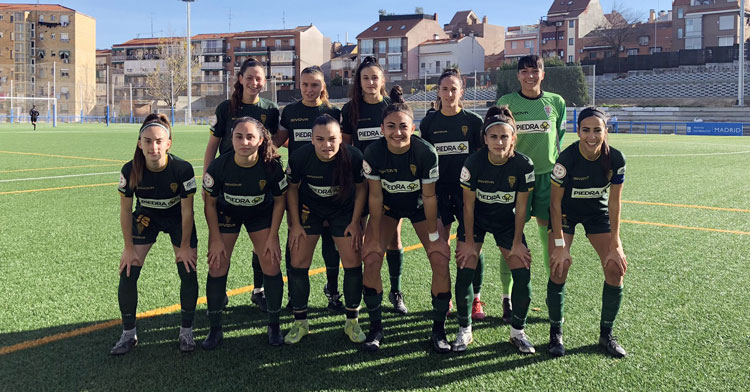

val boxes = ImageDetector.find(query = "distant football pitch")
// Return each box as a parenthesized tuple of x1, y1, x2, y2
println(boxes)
(1, 123, 748, 390)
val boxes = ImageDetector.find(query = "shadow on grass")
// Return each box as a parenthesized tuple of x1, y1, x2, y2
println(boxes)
(0, 303, 571, 391)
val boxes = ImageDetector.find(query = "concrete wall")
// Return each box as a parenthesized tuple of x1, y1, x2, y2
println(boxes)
(73, 12, 96, 116)
(405, 20, 447, 80)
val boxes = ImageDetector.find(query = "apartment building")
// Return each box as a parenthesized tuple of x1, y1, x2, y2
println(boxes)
(110, 37, 181, 104)
(418, 36, 484, 76)
(192, 33, 232, 96)
(330, 42, 357, 83)
(540, 0, 606, 62)
(505, 24, 540, 60)
(443, 10, 505, 55)
(672, 0, 750, 50)
(357, 13, 447, 81)
(229, 25, 331, 90)
(0, 3, 95, 116)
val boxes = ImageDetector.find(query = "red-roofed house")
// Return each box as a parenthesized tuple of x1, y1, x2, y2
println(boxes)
(357, 13, 447, 81)
(540, 0, 606, 62)
(443, 10, 505, 55)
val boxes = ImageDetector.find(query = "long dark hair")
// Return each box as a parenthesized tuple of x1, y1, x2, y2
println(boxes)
(482, 105, 517, 156)
(312, 114, 352, 202)
(348, 56, 386, 130)
(382, 85, 412, 121)
(230, 57, 265, 115)
(577, 106, 611, 178)
(232, 116, 281, 174)
(301, 65, 330, 107)
(435, 68, 464, 111)
(130, 113, 172, 190)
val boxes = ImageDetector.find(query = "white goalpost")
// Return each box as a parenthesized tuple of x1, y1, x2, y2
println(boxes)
(0, 96, 58, 127)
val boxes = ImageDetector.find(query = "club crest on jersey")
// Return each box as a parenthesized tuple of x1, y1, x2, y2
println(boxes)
(259, 179, 266, 191)
(119, 173, 127, 189)
(461, 125, 468, 136)
(544, 105, 552, 117)
(170, 183, 178, 193)
(362, 160, 372, 175)
(607, 170, 613, 181)
(410, 164, 417, 176)
(203, 173, 215, 188)
(508, 176, 516, 188)
(301, 205, 310, 224)
(261, 114, 267, 124)
(225, 215, 232, 223)
(552, 163, 567, 180)
(460, 166, 470, 182)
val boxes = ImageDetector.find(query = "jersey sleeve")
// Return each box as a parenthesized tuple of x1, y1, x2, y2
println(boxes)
(267, 106, 280, 135)
(330, 106, 342, 123)
(271, 160, 288, 196)
(287, 149, 302, 185)
(350, 147, 365, 184)
(362, 143, 380, 181)
(556, 96, 567, 143)
(421, 144, 439, 184)
(341, 103, 354, 136)
(118, 163, 133, 197)
(459, 154, 477, 191)
(610, 149, 626, 185)
(179, 162, 197, 198)
(280, 105, 292, 131)
(203, 159, 221, 197)
(518, 156, 535, 193)
(210, 101, 227, 138)
(550, 148, 573, 187)
(470, 112, 484, 151)
(419, 114, 432, 142)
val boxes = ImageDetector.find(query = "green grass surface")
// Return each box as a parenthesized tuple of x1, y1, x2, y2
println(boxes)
(1, 123, 749, 391)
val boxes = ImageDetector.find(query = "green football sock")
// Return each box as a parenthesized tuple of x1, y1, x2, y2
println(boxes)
(499, 253, 513, 296)
(455, 267, 475, 327)
(386, 249, 404, 293)
(538, 225, 551, 277)
(343, 266, 363, 317)
(510, 268, 532, 330)
(263, 273, 283, 324)
(206, 273, 227, 329)
(252, 252, 263, 289)
(118, 266, 142, 330)
(176, 262, 198, 328)
(431, 292, 451, 331)
(601, 282, 623, 333)
(547, 279, 565, 328)
(321, 227, 340, 294)
(288, 266, 310, 313)
(363, 286, 383, 330)
(473, 252, 485, 296)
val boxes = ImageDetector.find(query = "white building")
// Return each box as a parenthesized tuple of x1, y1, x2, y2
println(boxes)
(418, 36, 484, 77)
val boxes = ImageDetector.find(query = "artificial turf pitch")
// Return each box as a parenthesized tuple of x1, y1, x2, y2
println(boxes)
(0, 123, 749, 391)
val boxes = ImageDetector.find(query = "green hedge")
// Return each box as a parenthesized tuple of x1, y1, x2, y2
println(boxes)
(494, 64, 590, 107)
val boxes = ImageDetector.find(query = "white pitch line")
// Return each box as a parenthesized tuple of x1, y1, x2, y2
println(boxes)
(628, 150, 750, 157)
(1, 166, 204, 183)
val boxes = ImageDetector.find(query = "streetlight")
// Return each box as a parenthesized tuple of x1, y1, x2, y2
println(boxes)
(182, 0, 195, 124)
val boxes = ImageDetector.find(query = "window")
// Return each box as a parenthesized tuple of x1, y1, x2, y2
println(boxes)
(251, 40, 256, 48)
(719, 15, 734, 30)
(50, 14, 55, 21)
(559, 50, 564, 57)
(568, 38, 574, 45)
(511, 41, 518, 49)
(61, 15, 69, 26)
(677, 8, 683, 19)
(378, 40, 386, 54)
(360, 39, 373, 54)
(677, 28, 684, 39)
(290, 39, 294, 47)
(378, 57, 385, 67)
(388, 54, 401, 71)
(421, 62, 425, 68)
(435, 60, 440, 70)
(718, 36, 734, 46)
(275, 39, 281, 47)
(39, 15, 43, 22)
(446, 60, 451, 68)
(557, 32, 564, 40)
(61, 69, 69, 77)
(650, 47, 663, 54)
(569, 20, 575, 28)
(627, 48, 638, 56)
(386, 26, 392, 31)
(639, 36, 649, 46)
(568, 55, 574, 62)
(51, 33, 55, 40)
(373, 26, 379, 32)
(400, 25, 406, 30)
(685, 37, 701, 49)
(388, 38, 401, 53)
(261, 39, 266, 46)
(524, 40, 534, 49)
(589, 52, 597, 59)
(60, 32, 69, 42)
(240, 41, 246, 49)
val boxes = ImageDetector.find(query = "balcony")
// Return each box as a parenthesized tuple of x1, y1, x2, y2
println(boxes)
(201, 46, 224, 54)
(202, 61, 224, 70)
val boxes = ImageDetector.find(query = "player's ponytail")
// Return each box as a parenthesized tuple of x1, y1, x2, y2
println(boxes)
(482, 105, 517, 156)
(233, 116, 281, 174)
(131, 113, 172, 190)
(313, 114, 353, 202)
(230, 58, 265, 115)
(382, 85, 413, 120)
(577, 107, 611, 179)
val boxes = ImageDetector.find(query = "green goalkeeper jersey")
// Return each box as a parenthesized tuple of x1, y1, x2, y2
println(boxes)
(496, 91, 566, 174)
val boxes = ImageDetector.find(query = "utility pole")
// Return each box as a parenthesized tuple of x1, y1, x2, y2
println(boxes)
(183, 0, 195, 125)
(739, 0, 745, 106)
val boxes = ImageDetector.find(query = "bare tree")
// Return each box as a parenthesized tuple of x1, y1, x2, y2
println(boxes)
(590, 1, 644, 55)
(145, 37, 201, 108)
(378, 9, 387, 16)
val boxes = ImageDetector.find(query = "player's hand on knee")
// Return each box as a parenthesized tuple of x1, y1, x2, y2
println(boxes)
(288, 224, 307, 252)
(176, 246, 197, 272)
(344, 222, 362, 252)
(604, 246, 627, 276)
(119, 248, 139, 277)
(455, 240, 477, 269)
(207, 238, 227, 268)
(550, 247, 572, 279)
(510, 242, 531, 269)
(264, 234, 282, 266)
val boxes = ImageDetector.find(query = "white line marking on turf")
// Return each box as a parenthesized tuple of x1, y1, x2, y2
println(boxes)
(1, 166, 203, 183)
(628, 150, 750, 157)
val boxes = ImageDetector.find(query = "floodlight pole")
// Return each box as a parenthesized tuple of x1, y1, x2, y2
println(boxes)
(739, 0, 745, 106)
(183, 0, 195, 125)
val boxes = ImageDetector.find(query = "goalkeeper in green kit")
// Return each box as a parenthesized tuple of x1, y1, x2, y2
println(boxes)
(496, 55, 566, 322)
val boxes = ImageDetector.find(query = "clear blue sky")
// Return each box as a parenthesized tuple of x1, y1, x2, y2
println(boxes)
(7, 0, 670, 48)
